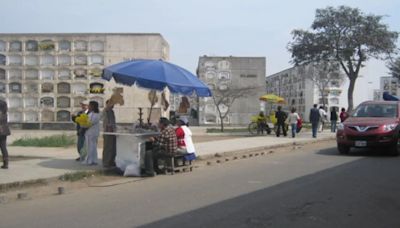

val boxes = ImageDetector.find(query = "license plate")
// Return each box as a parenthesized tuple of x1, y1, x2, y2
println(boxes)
(355, 141, 367, 147)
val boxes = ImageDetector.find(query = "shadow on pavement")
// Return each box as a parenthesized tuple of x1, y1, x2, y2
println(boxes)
(317, 147, 395, 157)
(139, 153, 400, 228)
(38, 159, 102, 171)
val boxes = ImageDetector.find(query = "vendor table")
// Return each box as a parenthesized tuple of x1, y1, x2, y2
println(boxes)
(102, 132, 159, 176)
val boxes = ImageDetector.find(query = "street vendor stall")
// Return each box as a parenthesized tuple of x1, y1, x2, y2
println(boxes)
(102, 59, 211, 176)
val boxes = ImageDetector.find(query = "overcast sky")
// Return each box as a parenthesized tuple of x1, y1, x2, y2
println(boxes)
(1, 0, 399, 104)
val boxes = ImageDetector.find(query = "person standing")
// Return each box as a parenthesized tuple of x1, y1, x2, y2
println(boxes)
(287, 107, 300, 138)
(71, 100, 89, 161)
(82, 101, 101, 166)
(102, 100, 116, 168)
(330, 107, 338, 133)
(175, 116, 196, 161)
(319, 106, 327, 132)
(340, 108, 349, 123)
(275, 106, 287, 137)
(0, 100, 10, 169)
(309, 104, 320, 138)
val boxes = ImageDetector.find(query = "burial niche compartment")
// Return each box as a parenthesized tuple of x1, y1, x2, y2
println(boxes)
(25, 55, 39, 66)
(90, 55, 104, 65)
(8, 69, 22, 80)
(24, 97, 38, 108)
(58, 69, 71, 80)
(39, 40, 55, 51)
(9, 97, 23, 108)
(57, 82, 71, 94)
(24, 83, 39, 93)
(25, 69, 39, 80)
(25, 112, 39, 122)
(91, 96, 104, 108)
(75, 55, 87, 65)
(74, 96, 86, 107)
(59, 40, 71, 51)
(0, 83, 5, 93)
(41, 110, 55, 122)
(9, 41, 22, 52)
(8, 112, 23, 122)
(42, 83, 54, 93)
(0, 55, 5, 65)
(74, 69, 87, 79)
(40, 97, 54, 108)
(0, 41, 6, 52)
(41, 69, 55, 80)
(58, 55, 71, 66)
(72, 83, 87, 95)
(9, 82, 22, 93)
(41, 55, 55, 66)
(26, 40, 38, 51)
(90, 41, 104, 52)
(8, 55, 22, 65)
(57, 96, 70, 108)
(74, 40, 87, 51)
(57, 110, 71, 121)
(89, 82, 104, 94)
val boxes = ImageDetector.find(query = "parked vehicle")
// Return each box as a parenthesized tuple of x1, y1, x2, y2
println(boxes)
(336, 101, 400, 155)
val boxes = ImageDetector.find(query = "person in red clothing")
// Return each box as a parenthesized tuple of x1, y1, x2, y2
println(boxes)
(340, 108, 349, 122)
(176, 120, 186, 153)
(175, 116, 196, 161)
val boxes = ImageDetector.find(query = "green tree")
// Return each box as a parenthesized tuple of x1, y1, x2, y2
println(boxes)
(288, 6, 398, 111)
(388, 57, 400, 79)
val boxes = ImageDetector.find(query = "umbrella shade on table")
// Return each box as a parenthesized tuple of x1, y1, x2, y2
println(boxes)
(102, 59, 212, 97)
(259, 94, 286, 104)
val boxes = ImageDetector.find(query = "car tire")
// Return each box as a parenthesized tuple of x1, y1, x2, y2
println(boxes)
(337, 144, 350, 154)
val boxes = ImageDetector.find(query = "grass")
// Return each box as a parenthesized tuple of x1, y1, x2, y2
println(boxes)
(11, 134, 76, 147)
(59, 171, 94, 182)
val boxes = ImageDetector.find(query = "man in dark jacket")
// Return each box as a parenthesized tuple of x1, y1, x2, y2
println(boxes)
(0, 100, 10, 169)
(275, 106, 287, 137)
(309, 104, 320, 138)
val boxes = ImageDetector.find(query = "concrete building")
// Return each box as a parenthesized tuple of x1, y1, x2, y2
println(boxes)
(197, 56, 266, 125)
(0, 33, 169, 129)
(266, 64, 347, 120)
(373, 76, 399, 101)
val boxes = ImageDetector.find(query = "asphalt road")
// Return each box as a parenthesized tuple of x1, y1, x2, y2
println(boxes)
(1, 141, 400, 228)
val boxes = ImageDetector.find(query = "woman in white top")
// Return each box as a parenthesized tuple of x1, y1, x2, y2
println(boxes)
(82, 101, 101, 165)
(175, 116, 196, 161)
(287, 107, 300, 138)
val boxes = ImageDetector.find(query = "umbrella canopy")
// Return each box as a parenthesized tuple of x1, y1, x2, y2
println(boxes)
(259, 94, 286, 104)
(102, 59, 212, 97)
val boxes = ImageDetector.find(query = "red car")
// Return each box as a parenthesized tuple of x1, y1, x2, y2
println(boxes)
(336, 101, 400, 155)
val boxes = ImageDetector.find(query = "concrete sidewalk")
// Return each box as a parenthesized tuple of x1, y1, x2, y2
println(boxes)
(0, 131, 335, 186)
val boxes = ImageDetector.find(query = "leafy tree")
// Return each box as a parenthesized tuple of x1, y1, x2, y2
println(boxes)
(388, 56, 400, 79)
(288, 6, 398, 111)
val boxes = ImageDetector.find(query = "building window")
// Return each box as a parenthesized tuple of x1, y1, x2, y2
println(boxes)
(57, 96, 71, 108)
(42, 83, 54, 93)
(24, 97, 38, 108)
(26, 40, 38, 51)
(41, 55, 55, 66)
(90, 41, 104, 52)
(58, 55, 71, 66)
(0, 68, 5, 80)
(41, 69, 55, 80)
(57, 82, 71, 94)
(39, 40, 55, 51)
(41, 110, 55, 122)
(9, 41, 22, 52)
(40, 97, 54, 108)
(74, 55, 87, 65)
(0, 55, 5, 65)
(59, 40, 71, 51)
(0, 83, 5, 93)
(25, 55, 39, 66)
(9, 82, 22, 93)
(57, 110, 71, 121)
(0, 41, 6, 51)
(74, 40, 87, 51)
(90, 55, 104, 65)
(8, 55, 22, 65)
(58, 69, 71, 80)
(25, 69, 39, 80)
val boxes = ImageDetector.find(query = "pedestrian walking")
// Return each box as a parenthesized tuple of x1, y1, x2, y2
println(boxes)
(71, 100, 89, 161)
(0, 100, 10, 169)
(319, 106, 327, 132)
(275, 106, 287, 137)
(330, 107, 338, 132)
(309, 104, 320, 138)
(340, 108, 349, 123)
(287, 107, 300, 138)
(102, 100, 117, 168)
(82, 101, 101, 166)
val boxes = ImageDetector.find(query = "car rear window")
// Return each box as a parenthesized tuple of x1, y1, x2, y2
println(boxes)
(352, 103, 398, 118)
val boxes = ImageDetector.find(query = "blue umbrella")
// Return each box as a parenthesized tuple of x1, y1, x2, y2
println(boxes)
(102, 59, 212, 97)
